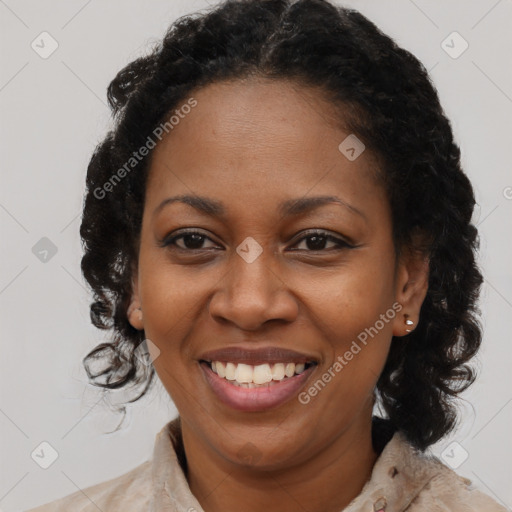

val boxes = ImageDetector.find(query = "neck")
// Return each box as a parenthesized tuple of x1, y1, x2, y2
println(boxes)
(181, 413, 378, 512)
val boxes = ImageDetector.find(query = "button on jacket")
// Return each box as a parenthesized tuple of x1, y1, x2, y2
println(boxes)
(27, 417, 506, 512)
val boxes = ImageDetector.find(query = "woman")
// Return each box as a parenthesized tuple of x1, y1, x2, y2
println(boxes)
(28, 0, 506, 510)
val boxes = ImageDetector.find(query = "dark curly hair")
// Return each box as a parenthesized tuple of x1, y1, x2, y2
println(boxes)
(80, 0, 483, 451)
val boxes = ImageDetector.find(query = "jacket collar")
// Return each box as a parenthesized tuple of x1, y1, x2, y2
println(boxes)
(150, 417, 443, 512)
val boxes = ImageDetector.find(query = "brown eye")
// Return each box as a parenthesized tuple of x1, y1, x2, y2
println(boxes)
(161, 230, 220, 251)
(290, 230, 353, 252)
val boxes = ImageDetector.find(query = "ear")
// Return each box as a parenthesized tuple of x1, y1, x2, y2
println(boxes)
(392, 237, 430, 338)
(127, 271, 144, 331)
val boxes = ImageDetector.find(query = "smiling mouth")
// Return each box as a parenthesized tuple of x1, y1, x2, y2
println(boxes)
(199, 358, 317, 412)
(199, 360, 317, 388)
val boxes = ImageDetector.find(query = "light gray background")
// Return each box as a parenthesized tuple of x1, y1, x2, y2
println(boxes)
(1, 0, 511, 510)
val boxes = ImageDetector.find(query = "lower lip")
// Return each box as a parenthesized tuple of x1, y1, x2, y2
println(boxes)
(200, 362, 316, 412)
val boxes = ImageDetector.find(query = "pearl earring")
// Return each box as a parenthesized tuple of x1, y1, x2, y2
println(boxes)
(404, 315, 414, 333)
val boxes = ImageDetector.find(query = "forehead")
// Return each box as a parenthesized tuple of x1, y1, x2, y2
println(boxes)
(145, 78, 386, 221)
(153, 77, 359, 158)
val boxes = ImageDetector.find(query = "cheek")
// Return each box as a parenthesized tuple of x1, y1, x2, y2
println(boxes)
(136, 247, 224, 359)
(299, 273, 395, 420)
(301, 256, 396, 340)
(296, 255, 396, 402)
(137, 254, 188, 346)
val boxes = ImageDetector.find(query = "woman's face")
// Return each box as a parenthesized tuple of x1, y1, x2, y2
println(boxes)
(129, 78, 427, 469)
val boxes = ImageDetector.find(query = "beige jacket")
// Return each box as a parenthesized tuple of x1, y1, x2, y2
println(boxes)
(28, 417, 506, 512)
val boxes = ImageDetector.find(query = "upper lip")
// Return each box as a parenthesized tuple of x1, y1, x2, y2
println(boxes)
(198, 346, 319, 366)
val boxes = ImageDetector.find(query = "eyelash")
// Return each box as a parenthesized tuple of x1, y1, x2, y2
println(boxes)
(160, 229, 353, 253)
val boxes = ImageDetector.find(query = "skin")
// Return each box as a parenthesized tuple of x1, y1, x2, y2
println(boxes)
(127, 78, 429, 512)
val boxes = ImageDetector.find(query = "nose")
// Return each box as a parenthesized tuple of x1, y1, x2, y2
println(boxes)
(208, 247, 299, 331)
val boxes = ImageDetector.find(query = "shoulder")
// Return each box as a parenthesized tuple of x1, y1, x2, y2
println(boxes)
(407, 458, 507, 512)
(389, 433, 507, 512)
(25, 459, 152, 512)
(350, 430, 507, 512)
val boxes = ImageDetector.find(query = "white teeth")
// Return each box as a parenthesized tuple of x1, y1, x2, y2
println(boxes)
(253, 363, 273, 384)
(225, 362, 236, 381)
(234, 363, 253, 383)
(209, 360, 311, 385)
(285, 363, 295, 378)
(216, 361, 226, 378)
(271, 363, 285, 380)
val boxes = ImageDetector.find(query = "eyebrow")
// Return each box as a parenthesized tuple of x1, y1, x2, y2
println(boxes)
(153, 194, 367, 221)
